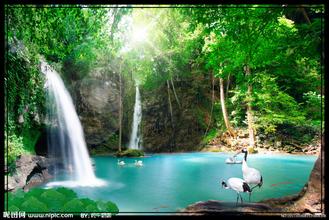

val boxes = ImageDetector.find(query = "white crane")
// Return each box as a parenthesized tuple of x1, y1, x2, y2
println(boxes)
(134, 160, 143, 167)
(221, 177, 252, 205)
(241, 148, 263, 201)
(117, 159, 125, 166)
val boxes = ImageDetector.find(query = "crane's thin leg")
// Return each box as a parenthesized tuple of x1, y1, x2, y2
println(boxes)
(236, 193, 239, 206)
(249, 192, 251, 202)
(240, 194, 243, 204)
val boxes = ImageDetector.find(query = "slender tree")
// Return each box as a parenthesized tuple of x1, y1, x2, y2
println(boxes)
(118, 61, 123, 152)
(220, 77, 236, 138)
(244, 65, 255, 147)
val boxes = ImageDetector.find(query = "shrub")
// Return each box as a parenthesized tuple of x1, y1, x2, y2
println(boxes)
(115, 149, 144, 157)
(6, 134, 26, 166)
(6, 187, 119, 214)
(202, 128, 218, 144)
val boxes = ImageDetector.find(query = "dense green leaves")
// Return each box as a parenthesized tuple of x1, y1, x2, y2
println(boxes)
(178, 5, 323, 136)
(5, 5, 130, 166)
(6, 188, 119, 214)
(5, 5, 323, 156)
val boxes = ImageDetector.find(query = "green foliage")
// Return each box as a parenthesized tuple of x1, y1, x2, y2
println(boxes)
(302, 91, 323, 121)
(60, 198, 85, 212)
(5, 35, 46, 168)
(276, 123, 319, 144)
(5, 5, 130, 166)
(202, 128, 218, 144)
(56, 187, 77, 201)
(5, 40, 46, 132)
(107, 133, 120, 148)
(20, 196, 49, 212)
(6, 187, 119, 214)
(6, 134, 27, 166)
(90, 133, 119, 155)
(181, 6, 323, 142)
(40, 189, 67, 211)
(6, 6, 128, 62)
(116, 149, 144, 157)
(252, 73, 305, 134)
(5, 5, 323, 153)
(96, 201, 119, 214)
(194, 108, 207, 130)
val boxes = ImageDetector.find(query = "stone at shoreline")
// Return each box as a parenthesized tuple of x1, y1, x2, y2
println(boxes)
(180, 200, 277, 215)
(5, 155, 53, 192)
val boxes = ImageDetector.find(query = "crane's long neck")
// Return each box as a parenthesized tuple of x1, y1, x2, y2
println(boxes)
(242, 153, 249, 171)
(244, 151, 248, 162)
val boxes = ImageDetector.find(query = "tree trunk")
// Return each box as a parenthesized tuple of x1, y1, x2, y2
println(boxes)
(167, 80, 174, 124)
(225, 73, 231, 98)
(170, 77, 181, 108)
(244, 65, 255, 147)
(118, 67, 122, 152)
(167, 80, 175, 151)
(204, 72, 215, 136)
(299, 6, 311, 25)
(219, 77, 236, 138)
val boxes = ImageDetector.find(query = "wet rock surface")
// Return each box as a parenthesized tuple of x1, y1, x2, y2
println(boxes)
(72, 68, 121, 150)
(5, 155, 52, 192)
(142, 78, 206, 152)
(180, 200, 276, 214)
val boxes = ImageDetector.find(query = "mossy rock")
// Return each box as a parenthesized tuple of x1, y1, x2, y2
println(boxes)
(115, 149, 144, 157)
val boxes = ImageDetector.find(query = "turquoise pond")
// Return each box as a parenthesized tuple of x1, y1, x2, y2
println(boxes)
(43, 152, 317, 212)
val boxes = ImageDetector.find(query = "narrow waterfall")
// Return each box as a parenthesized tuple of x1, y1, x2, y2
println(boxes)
(128, 85, 142, 149)
(41, 61, 104, 187)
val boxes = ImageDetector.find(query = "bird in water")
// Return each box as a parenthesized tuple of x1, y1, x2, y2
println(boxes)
(241, 147, 263, 201)
(117, 159, 125, 166)
(221, 177, 252, 206)
(135, 160, 143, 167)
(225, 155, 242, 164)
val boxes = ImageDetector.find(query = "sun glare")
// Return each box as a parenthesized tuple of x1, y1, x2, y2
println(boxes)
(132, 27, 148, 43)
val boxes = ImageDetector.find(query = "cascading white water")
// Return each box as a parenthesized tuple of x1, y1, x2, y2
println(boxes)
(41, 60, 104, 187)
(128, 85, 142, 149)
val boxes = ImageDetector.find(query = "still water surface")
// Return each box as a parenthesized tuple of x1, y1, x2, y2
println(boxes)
(44, 152, 317, 212)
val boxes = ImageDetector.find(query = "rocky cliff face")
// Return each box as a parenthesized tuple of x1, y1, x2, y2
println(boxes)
(59, 63, 213, 153)
(71, 67, 121, 151)
(141, 76, 210, 152)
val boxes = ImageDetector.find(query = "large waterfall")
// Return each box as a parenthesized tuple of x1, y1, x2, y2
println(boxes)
(41, 61, 104, 187)
(128, 85, 142, 149)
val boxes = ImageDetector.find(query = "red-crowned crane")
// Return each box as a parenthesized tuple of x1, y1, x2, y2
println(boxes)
(241, 148, 263, 201)
(221, 177, 252, 205)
